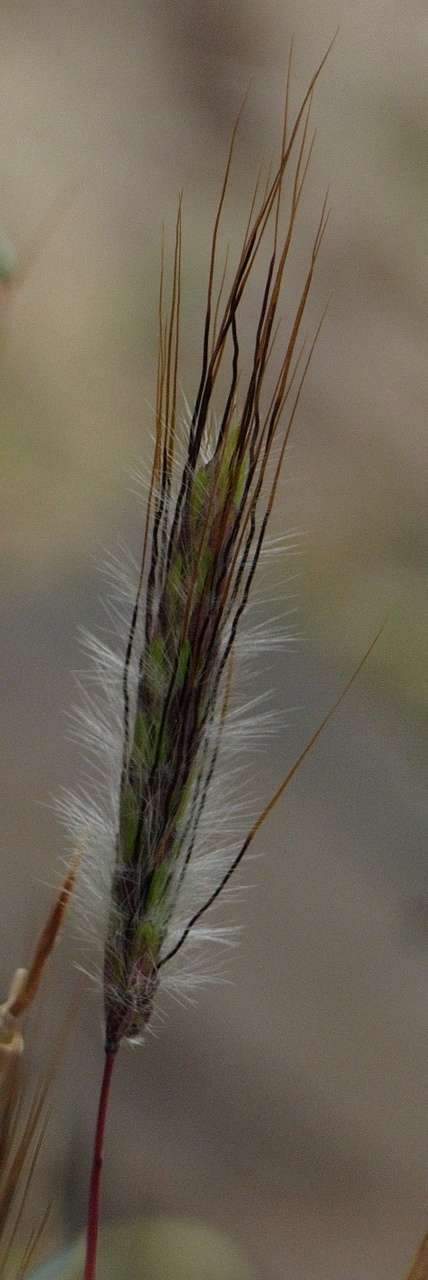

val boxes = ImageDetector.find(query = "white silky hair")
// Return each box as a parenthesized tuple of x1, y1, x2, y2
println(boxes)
(57, 431, 300, 1016)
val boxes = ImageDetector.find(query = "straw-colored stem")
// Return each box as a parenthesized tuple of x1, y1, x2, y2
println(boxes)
(406, 1234, 428, 1280)
(83, 1049, 116, 1280)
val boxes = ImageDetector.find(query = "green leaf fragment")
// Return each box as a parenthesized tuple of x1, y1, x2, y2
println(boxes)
(134, 710, 156, 766)
(120, 789, 139, 859)
(148, 634, 168, 692)
(175, 775, 192, 821)
(234, 453, 249, 507)
(219, 426, 248, 508)
(157, 723, 170, 763)
(196, 546, 213, 592)
(197, 692, 210, 730)
(146, 862, 170, 909)
(167, 552, 184, 608)
(135, 920, 160, 956)
(190, 467, 211, 522)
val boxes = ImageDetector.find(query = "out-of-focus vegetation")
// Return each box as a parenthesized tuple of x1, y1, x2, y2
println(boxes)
(30, 1219, 254, 1280)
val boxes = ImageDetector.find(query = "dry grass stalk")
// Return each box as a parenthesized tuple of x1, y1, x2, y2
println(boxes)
(0, 1061, 50, 1278)
(406, 1235, 428, 1280)
(0, 864, 77, 1275)
(7, 859, 78, 1024)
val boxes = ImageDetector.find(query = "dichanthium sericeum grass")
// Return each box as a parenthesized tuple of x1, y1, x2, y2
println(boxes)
(0, 36, 400, 1280)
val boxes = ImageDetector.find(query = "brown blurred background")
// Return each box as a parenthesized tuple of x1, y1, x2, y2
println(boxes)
(0, 2, 427, 1277)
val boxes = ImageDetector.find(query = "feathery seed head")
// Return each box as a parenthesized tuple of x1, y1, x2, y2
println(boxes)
(65, 47, 334, 1052)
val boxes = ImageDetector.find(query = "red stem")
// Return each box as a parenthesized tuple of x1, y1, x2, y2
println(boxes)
(83, 1049, 116, 1280)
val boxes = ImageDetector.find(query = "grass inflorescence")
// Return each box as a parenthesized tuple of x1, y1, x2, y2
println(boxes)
(102, 44, 332, 1054)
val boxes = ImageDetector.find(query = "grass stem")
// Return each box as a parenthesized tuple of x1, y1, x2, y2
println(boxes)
(83, 1049, 116, 1280)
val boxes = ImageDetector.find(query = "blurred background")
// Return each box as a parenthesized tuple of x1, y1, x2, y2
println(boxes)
(0, 2, 427, 1277)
